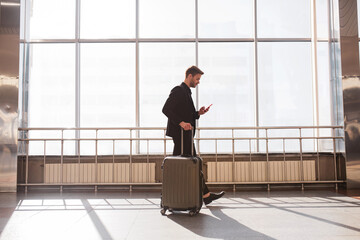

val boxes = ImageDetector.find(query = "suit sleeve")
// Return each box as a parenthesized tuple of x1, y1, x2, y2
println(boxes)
(194, 111, 200, 120)
(162, 86, 183, 126)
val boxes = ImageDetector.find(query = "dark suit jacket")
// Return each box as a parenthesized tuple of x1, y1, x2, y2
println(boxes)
(162, 82, 200, 138)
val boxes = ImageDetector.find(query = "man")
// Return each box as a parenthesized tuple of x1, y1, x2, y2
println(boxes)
(162, 65, 225, 205)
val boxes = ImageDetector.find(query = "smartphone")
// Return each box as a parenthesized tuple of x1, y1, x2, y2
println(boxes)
(205, 104, 213, 111)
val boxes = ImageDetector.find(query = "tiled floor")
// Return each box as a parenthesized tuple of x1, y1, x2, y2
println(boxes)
(0, 189, 360, 240)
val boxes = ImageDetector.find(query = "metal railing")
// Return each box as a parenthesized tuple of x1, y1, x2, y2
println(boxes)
(17, 126, 345, 192)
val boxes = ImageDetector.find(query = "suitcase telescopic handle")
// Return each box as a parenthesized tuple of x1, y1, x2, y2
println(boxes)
(181, 127, 194, 156)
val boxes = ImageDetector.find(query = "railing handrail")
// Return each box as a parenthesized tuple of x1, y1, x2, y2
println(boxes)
(18, 125, 343, 131)
(17, 125, 345, 192)
(18, 137, 344, 141)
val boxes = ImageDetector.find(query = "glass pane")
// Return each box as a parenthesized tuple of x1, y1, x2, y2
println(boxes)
(139, 43, 195, 153)
(28, 43, 75, 155)
(257, 0, 311, 38)
(316, 0, 329, 39)
(80, 43, 135, 155)
(80, 0, 135, 39)
(198, 43, 255, 153)
(29, 0, 75, 39)
(317, 42, 333, 151)
(80, 43, 136, 128)
(258, 42, 313, 151)
(198, 0, 253, 38)
(139, 0, 195, 38)
(318, 43, 331, 127)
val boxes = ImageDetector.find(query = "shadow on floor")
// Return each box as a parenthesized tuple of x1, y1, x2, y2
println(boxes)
(167, 206, 275, 240)
(0, 193, 20, 235)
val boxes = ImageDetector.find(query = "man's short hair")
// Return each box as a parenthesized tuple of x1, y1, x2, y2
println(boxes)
(186, 66, 204, 78)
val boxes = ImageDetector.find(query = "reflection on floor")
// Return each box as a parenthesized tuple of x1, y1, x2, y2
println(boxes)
(0, 189, 360, 240)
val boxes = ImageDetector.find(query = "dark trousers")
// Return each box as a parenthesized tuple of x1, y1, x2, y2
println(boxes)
(172, 132, 210, 195)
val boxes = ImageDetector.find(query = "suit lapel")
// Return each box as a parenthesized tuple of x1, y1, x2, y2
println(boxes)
(181, 84, 196, 112)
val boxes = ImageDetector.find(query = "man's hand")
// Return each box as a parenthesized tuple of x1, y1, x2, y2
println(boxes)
(199, 104, 212, 115)
(179, 121, 193, 130)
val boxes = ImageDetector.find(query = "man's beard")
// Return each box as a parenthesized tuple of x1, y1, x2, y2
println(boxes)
(190, 78, 196, 88)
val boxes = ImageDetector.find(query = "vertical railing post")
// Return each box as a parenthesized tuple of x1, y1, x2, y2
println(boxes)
(232, 129, 235, 191)
(163, 129, 166, 158)
(78, 132, 80, 183)
(283, 138, 286, 182)
(265, 129, 270, 191)
(316, 133, 320, 181)
(60, 130, 64, 192)
(95, 129, 98, 192)
(147, 139, 150, 183)
(215, 139, 218, 182)
(25, 139, 29, 193)
(129, 129, 133, 192)
(299, 128, 304, 190)
(249, 139, 252, 182)
(43, 140, 46, 184)
(332, 127, 338, 189)
(113, 140, 115, 183)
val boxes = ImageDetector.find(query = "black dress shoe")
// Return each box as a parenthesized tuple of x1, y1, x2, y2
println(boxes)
(203, 191, 225, 205)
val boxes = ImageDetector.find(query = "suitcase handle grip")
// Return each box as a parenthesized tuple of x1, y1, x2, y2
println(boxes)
(181, 127, 194, 156)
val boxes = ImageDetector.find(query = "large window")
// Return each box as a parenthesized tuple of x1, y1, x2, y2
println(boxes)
(28, 0, 75, 39)
(257, 0, 311, 38)
(80, 0, 135, 39)
(27, 43, 76, 155)
(139, 0, 195, 38)
(198, 43, 255, 153)
(198, 0, 253, 38)
(80, 43, 136, 128)
(20, 0, 334, 154)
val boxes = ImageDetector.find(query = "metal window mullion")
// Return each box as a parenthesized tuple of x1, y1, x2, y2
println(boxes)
(23, 0, 31, 150)
(254, 0, 259, 153)
(195, 0, 200, 153)
(75, 0, 81, 155)
(136, 0, 140, 154)
(24, 38, 316, 44)
(327, 0, 336, 128)
(22, 43, 30, 132)
(311, 0, 320, 152)
(257, 38, 311, 42)
(329, 0, 340, 127)
(24, 0, 30, 41)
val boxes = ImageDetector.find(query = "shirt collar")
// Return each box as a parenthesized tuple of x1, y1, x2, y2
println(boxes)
(181, 82, 191, 95)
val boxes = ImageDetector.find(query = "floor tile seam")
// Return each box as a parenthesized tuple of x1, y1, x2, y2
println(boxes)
(123, 210, 141, 240)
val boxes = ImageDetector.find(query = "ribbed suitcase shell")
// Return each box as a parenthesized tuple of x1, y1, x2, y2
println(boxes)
(161, 155, 203, 214)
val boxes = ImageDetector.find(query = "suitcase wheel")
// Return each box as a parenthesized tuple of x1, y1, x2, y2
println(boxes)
(189, 210, 196, 217)
(160, 208, 167, 216)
